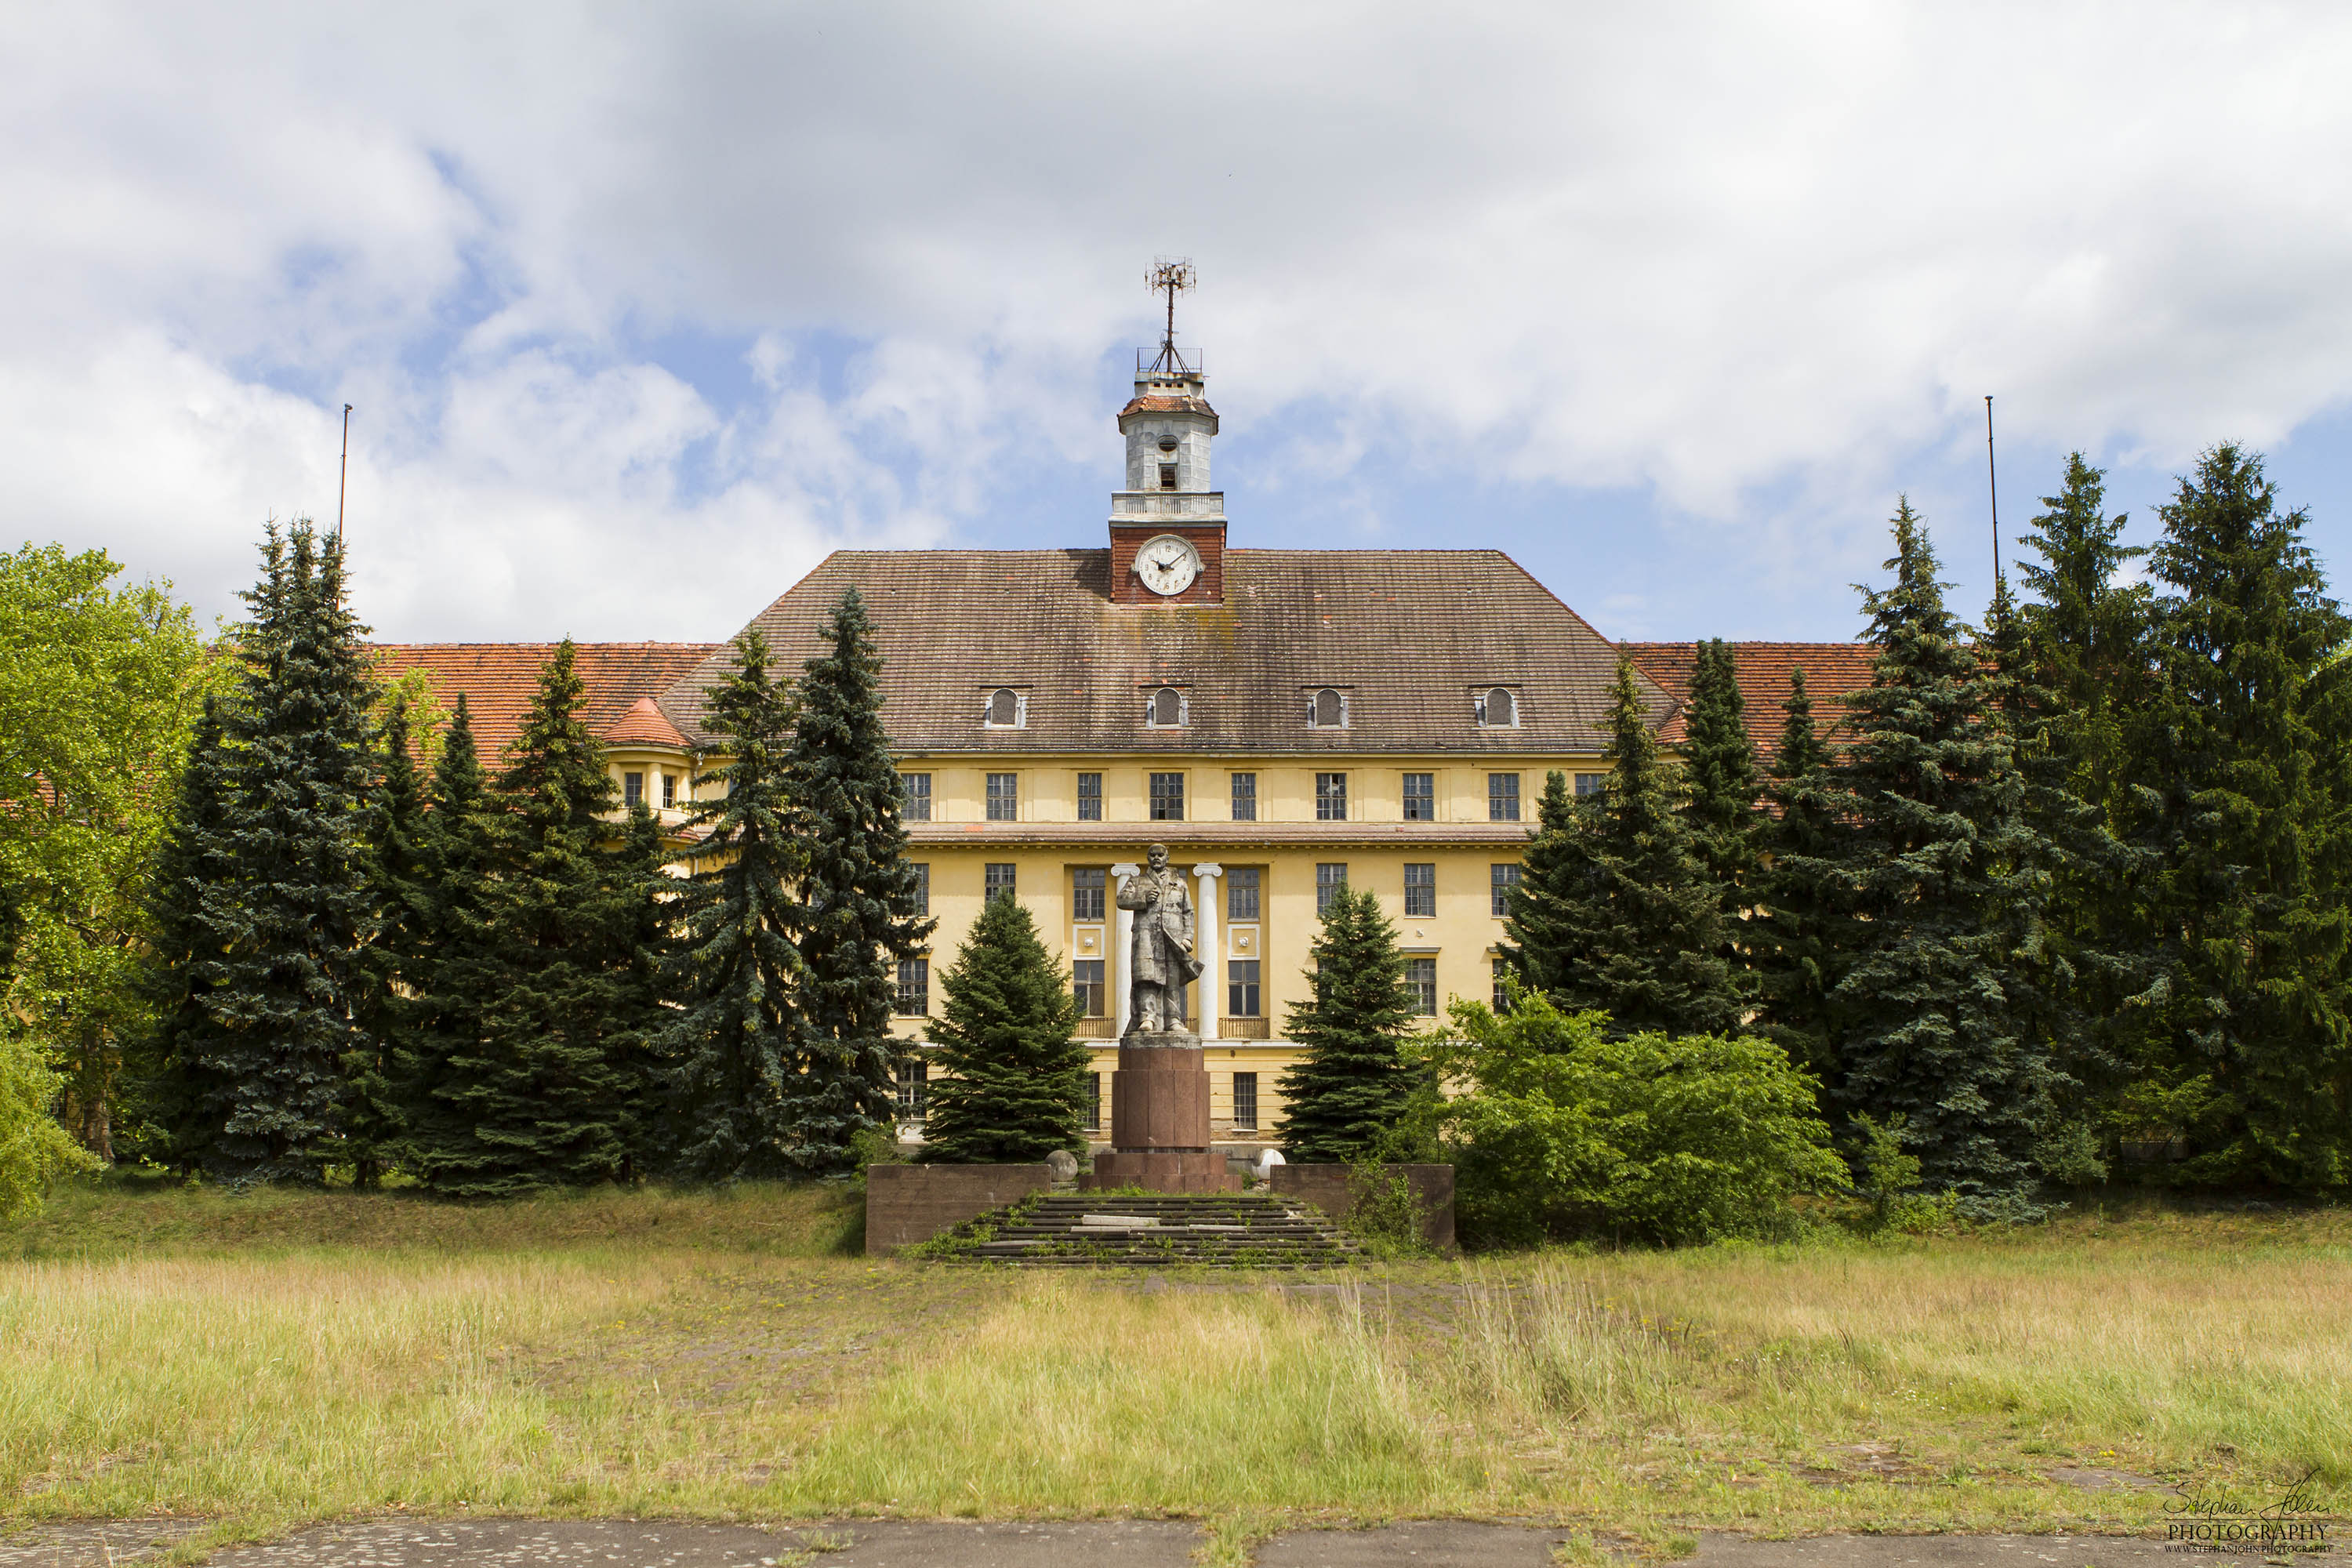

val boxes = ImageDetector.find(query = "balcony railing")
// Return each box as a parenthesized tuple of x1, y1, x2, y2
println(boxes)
(1112, 490, 1225, 519)
(1137, 347, 1202, 376)
(1221, 1017, 1271, 1040)
(1075, 1017, 1116, 1039)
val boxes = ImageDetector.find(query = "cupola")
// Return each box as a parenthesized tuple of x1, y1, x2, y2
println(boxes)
(1109, 257, 1225, 606)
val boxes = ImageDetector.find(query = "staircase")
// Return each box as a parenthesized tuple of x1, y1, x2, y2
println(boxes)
(929, 1192, 1362, 1269)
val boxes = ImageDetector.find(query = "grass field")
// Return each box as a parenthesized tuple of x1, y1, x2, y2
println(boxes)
(2, 1174, 2347, 1555)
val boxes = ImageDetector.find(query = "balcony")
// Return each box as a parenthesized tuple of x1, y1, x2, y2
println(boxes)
(1075, 1017, 1116, 1040)
(1221, 1017, 1271, 1040)
(1112, 491, 1225, 521)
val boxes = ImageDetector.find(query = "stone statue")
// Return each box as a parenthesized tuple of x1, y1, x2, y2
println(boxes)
(1117, 844, 1202, 1036)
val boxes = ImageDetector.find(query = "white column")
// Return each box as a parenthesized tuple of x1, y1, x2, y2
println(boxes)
(1193, 863, 1222, 1043)
(1111, 862, 1140, 1040)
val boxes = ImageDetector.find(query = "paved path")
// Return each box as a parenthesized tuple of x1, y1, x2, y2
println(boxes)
(0, 1519, 2289, 1568)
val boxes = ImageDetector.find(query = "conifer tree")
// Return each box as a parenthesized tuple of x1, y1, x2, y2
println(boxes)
(1499, 768, 1581, 996)
(132, 693, 238, 1174)
(1753, 667, 1851, 1076)
(1811, 499, 2061, 1206)
(393, 693, 498, 1176)
(1276, 884, 1419, 1163)
(343, 694, 424, 1187)
(2132, 445, 2352, 1189)
(1504, 659, 1740, 1036)
(202, 522, 378, 1183)
(2015, 454, 2153, 818)
(918, 891, 1088, 1163)
(660, 633, 808, 1181)
(782, 589, 934, 1173)
(1682, 637, 1762, 902)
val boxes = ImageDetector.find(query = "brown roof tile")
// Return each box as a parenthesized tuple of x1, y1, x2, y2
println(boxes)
(1625, 641, 1878, 768)
(662, 549, 1676, 757)
(370, 642, 720, 763)
(1120, 394, 1217, 418)
(603, 695, 690, 749)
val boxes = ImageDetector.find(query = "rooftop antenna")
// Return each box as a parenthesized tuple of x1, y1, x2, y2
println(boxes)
(1984, 394, 2001, 587)
(1145, 257, 1196, 375)
(336, 403, 354, 546)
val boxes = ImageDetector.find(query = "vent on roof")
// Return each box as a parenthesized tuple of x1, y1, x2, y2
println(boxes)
(1476, 686, 1519, 728)
(982, 687, 1027, 728)
(1306, 688, 1348, 728)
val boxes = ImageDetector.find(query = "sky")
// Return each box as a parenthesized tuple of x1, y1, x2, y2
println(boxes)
(9, 2, 2352, 646)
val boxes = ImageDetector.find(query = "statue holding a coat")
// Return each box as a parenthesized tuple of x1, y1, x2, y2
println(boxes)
(1118, 844, 1203, 1036)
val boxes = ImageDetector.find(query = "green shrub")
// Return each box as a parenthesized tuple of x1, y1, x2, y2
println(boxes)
(1428, 988, 1846, 1248)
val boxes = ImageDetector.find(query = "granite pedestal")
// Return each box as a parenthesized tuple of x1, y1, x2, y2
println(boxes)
(1091, 1031, 1242, 1193)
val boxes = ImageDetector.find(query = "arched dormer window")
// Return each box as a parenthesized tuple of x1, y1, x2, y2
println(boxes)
(1146, 686, 1186, 727)
(1308, 687, 1347, 728)
(1479, 686, 1518, 727)
(983, 687, 1025, 728)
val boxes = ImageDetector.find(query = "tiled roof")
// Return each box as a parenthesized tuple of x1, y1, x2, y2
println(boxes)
(1120, 394, 1217, 418)
(661, 550, 1676, 757)
(603, 695, 689, 749)
(370, 643, 720, 764)
(1625, 641, 1879, 768)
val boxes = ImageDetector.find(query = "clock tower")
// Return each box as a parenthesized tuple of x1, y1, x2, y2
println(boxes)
(1109, 259, 1225, 606)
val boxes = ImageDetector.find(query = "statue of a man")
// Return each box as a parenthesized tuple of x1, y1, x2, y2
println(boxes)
(1118, 844, 1201, 1035)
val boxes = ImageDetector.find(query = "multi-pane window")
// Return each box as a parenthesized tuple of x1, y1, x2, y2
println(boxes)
(1232, 1072, 1259, 1130)
(1073, 959, 1106, 1018)
(985, 863, 1017, 902)
(985, 772, 1018, 821)
(901, 771, 932, 821)
(1404, 862, 1436, 918)
(1402, 772, 1434, 821)
(1228, 867, 1261, 922)
(1490, 772, 1521, 822)
(1316, 862, 1348, 915)
(1406, 957, 1438, 1016)
(622, 771, 644, 808)
(1493, 956, 1514, 1013)
(1086, 1073, 1102, 1130)
(895, 959, 930, 1016)
(895, 1055, 927, 1120)
(1228, 960, 1261, 1018)
(1574, 772, 1607, 797)
(1315, 772, 1348, 821)
(1491, 862, 1522, 916)
(1230, 772, 1258, 821)
(1149, 771, 1185, 821)
(1077, 771, 1102, 821)
(1073, 867, 1105, 921)
(661, 773, 677, 808)
(905, 863, 930, 917)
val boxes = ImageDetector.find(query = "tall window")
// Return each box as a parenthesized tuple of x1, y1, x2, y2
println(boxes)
(1574, 772, 1607, 797)
(1316, 862, 1348, 916)
(1076, 771, 1102, 821)
(1073, 866, 1105, 921)
(1315, 772, 1347, 821)
(986, 772, 1018, 821)
(1147, 687, 1185, 727)
(1149, 771, 1185, 821)
(1493, 956, 1514, 1014)
(1086, 1073, 1102, 1131)
(901, 771, 932, 821)
(661, 773, 677, 808)
(1402, 772, 1434, 821)
(895, 959, 930, 1016)
(1308, 687, 1346, 728)
(1159, 462, 1178, 490)
(1228, 867, 1261, 922)
(1489, 772, 1521, 822)
(1232, 1071, 1258, 1130)
(1228, 960, 1261, 1018)
(1490, 862, 1521, 916)
(1406, 957, 1438, 1015)
(1230, 772, 1258, 821)
(1481, 686, 1518, 727)
(1404, 862, 1436, 918)
(1073, 959, 1106, 1018)
(985, 863, 1017, 902)
(895, 1055, 928, 1120)
(984, 687, 1023, 727)
(622, 771, 644, 808)
(906, 863, 930, 917)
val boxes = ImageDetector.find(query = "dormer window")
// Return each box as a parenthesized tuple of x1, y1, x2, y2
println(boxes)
(1145, 686, 1187, 728)
(1307, 687, 1348, 728)
(982, 687, 1026, 728)
(1477, 686, 1519, 727)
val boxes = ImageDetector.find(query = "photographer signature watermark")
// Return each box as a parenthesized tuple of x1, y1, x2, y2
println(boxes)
(2165, 1466, 2335, 1555)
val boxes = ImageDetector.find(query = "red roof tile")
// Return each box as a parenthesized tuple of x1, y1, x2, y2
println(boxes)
(603, 695, 690, 749)
(370, 643, 720, 764)
(1626, 641, 1879, 768)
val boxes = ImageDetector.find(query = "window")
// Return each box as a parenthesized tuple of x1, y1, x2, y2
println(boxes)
(1574, 772, 1607, 797)
(1316, 862, 1348, 915)
(985, 863, 1017, 902)
(895, 960, 930, 1017)
(1406, 957, 1438, 1016)
(1147, 687, 1185, 727)
(1076, 771, 1102, 821)
(901, 772, 932, 822)
(1149, 771, 1185, 821)
(1308, 687, 1347, 728)
(1074, 959, 1106, 1018)
(984, 687, 1025, 727)
(662, 773, 677, 809)
(1230, 772, 1257, 822)
(986, 772, 1018, 821)
(1493, 956, 1514, 1014)
(895, 1055, 928, 1120)
(1491, 862, 1521, 916)
(1402, 772, 1434, 822)
(1480, 686, 1518, 727)
(1073, 866, 1105, 922)
(1316, 772, 1348, 821)
(1232, 1071, 1258, 1130)
(1228, 867, 1261, 922)
(1404, 862, 1436, 918)
(1489, 772, 1521, 822)
(1086, 1073, 1102, 1131)
(1159, 462, 1178, 490)
(906, 863, 930, 917)
(1228, 960, 1261, 1019)
(622, 771, 644, 808)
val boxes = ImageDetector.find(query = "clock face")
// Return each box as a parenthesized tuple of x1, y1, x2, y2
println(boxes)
(1134, 535, 1202, 596)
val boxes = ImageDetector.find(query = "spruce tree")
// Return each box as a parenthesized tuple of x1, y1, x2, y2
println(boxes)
(132, 693, 238, 1174)
(2015, 454, 2154, 820)
(918, 891, 1088, 1163)
(1504, 659, 1740, 1036)
(1499, 769, 1581, 996)
(1753, 667, 1852, 1076)
(344, 694, 423, 1187)
(1682, 637, 1762, 902)
(660, 632, 808, 1181)
(782, 589, 935, 1174)
(1276, 884, 1419, 1163)
(203, 522, 378, 1184)
(394, 692, 498, 1178)
(2132, 445, 2352, 1189)
(1812, 499, 2061, 1206)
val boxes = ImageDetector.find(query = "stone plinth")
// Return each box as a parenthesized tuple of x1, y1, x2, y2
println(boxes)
(865, 1163, 1055, 1256)
(1097, 1029, 1240, 1193)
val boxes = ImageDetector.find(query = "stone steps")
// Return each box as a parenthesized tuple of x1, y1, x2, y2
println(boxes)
(925, 1192, 1361, 1269)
